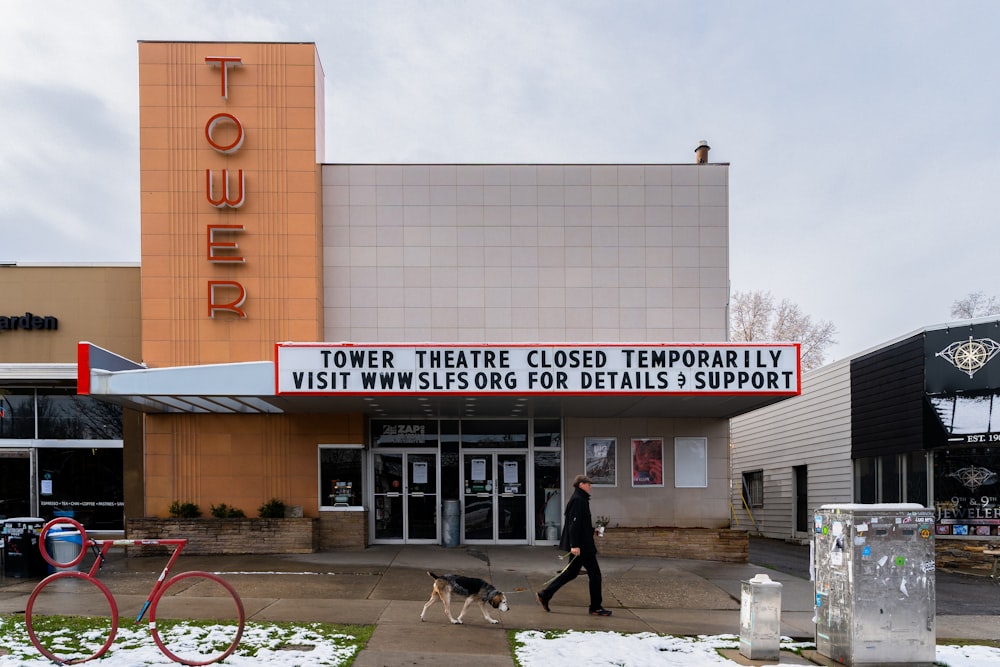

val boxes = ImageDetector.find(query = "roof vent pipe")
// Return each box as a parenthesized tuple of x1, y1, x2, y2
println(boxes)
(695, 141, 710, 164)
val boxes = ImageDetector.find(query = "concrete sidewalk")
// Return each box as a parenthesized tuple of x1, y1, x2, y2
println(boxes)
(2, 544, 998, 666)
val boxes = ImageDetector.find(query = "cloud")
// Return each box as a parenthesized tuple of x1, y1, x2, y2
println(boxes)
(2, 0, 999, 358)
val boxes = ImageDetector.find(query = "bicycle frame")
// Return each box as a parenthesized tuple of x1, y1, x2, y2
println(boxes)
(79, 537, 189, 624)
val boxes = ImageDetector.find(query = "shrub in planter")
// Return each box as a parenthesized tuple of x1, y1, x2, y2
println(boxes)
(210, 503, 246, 518)
(168, 501, 201, 518)
(258, 497, 286, 518)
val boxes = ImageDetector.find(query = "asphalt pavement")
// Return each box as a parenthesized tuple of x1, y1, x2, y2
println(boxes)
(0, 537, 997, 666)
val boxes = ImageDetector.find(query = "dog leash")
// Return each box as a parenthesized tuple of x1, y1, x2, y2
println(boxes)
(540, 552, 576, 588)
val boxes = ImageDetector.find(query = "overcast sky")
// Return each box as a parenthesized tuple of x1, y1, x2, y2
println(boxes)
(2, 1, 998, 362)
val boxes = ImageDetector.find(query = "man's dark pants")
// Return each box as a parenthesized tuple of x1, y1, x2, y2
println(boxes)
(539, 551, 603, 611)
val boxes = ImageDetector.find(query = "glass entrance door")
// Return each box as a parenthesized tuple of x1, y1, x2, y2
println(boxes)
(462, 452, 528, 543)
(372, 451, 438, 543)
(0, 452, 31, 519)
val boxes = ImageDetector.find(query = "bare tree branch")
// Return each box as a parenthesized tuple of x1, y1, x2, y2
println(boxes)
(730, 290, 837, 371)
(951, 291, 1000, 319)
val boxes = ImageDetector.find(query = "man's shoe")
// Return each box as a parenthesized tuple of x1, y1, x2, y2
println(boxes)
(536, 593, 551, 612)
(590, 608, 612, 616)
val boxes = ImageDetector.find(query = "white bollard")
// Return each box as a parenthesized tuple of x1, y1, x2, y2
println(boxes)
(739, 572, 783, 661)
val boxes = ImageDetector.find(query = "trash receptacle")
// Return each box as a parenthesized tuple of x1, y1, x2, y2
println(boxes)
(739, 572, 782, 661)
(442, 499, 460, 548)
(2, 517, 46, 578)
(45, 528, 83, 573)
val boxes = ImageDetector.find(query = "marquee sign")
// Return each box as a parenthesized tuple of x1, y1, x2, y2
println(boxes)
(275, 342, 801, 396)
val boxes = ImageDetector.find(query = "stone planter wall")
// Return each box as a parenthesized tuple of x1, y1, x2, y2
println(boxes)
(598, 527, 748, 563)
(126, 518, 317, 555)
(318, 510, 368, 550)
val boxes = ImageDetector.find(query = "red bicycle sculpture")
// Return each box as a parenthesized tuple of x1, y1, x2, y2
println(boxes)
(25, 517, 245, 665)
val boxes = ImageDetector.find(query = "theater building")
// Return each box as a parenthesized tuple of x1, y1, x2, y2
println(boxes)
(731, 317, 1000, 548)
(59, 41, 802, 552)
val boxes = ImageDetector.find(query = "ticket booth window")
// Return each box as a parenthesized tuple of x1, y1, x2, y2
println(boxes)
(319, 445, 364, 509)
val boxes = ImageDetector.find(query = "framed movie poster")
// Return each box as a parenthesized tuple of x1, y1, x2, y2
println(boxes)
(584, 437, 617, 486)
(631, 437, 664, 487)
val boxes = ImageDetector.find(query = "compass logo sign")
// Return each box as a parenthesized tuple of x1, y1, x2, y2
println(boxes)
(947, 465, 997, 492)
(936, 336, 1000, 378)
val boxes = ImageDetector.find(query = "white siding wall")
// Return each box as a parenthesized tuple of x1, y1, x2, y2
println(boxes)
(730, 358, 853, 540)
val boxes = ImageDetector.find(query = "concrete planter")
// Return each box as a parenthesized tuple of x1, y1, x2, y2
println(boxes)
(126, 517, 317, 555)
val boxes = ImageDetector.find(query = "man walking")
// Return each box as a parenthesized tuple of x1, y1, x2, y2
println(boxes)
(536, 474, 612, 616)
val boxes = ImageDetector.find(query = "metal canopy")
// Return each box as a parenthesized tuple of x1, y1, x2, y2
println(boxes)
(81, 359, 793, 419)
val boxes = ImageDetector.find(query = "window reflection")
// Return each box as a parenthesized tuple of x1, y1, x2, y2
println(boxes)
(37, 389, 123, 439)
(320, 447, 364, 507)
(38, 447, 124, 530)
(0, 390, 35, 439)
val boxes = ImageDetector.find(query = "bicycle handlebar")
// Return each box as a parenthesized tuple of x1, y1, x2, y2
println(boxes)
(38, 517, 189, 571)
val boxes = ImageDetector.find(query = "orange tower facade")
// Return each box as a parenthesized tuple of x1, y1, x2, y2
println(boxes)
(138, 42, 325, 367)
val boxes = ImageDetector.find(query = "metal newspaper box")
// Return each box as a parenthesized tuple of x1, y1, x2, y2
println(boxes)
(814, 504, 935, 667)
(739, 573, 782, 660)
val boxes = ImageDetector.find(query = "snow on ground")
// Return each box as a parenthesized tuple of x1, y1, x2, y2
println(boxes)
(1, 618, 998, 666)
(513, 631, 1000, 667)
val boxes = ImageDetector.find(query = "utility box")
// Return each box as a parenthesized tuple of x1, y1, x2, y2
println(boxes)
(2, 517, 46, 578)
(814, 504, 936, 667)
(739, 573, 783, 660)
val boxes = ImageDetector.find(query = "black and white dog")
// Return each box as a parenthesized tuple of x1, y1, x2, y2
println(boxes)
(420, 571, 509, 624)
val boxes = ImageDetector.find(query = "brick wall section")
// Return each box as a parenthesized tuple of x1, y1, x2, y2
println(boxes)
(126, 518, 317, 556)
(598, 528, 748, 563)
(318, 511, 368, 550)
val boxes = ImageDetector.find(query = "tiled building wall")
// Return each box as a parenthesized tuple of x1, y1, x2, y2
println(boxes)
(322, 163, 728, 344)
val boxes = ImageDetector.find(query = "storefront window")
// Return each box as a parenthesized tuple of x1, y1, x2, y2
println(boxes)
(934, 447, 1000, 536)
(461, 419, 528, 448)
(533, 449, 562, 541)
(854, 457, 877, 503)
(37, 389, 123, 440)
(319, 446, 364, 508)
(533, 419, 561, 448)
(905, 452, 928, 506)
(880, 454, 901, 503)
(0, 389, 35, 439)
(37, 446, 124, 529)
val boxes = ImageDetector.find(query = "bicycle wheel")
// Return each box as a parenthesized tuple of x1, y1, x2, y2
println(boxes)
(25, 571, 119, 664)
(149, 570, 245, 665)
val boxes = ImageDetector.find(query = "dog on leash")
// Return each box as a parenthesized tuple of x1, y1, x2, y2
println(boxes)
(420, 571, 509, 624)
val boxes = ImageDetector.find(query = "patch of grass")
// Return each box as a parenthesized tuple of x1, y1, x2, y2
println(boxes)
(1, 614, 375, 666)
